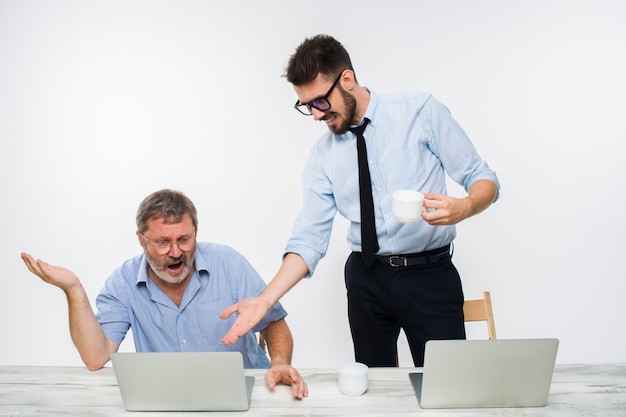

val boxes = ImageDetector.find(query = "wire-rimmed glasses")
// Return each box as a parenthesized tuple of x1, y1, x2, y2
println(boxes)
(141, 233, 196, 255)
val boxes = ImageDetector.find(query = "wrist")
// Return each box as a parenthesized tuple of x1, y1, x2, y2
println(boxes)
(258, 288, 280, 312)
(63, 282, 86, 299)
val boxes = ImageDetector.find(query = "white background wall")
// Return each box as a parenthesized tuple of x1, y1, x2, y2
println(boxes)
(1, 0, 624, 368)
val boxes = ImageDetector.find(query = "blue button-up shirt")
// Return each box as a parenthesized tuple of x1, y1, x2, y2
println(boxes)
(286, 91, 500, 276)
(95, 242, 287, 368)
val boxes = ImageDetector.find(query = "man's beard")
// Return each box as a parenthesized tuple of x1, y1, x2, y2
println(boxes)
(327, 87, 357, 135)
(145, 248, 195, 284)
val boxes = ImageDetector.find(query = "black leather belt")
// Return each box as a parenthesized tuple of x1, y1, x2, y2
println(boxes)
(377, 245, 451, 267)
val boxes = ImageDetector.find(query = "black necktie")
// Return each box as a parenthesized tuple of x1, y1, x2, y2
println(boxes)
(350, 118, 379, 267)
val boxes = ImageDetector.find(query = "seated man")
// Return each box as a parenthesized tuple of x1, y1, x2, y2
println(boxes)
(21, 189, 308, 399)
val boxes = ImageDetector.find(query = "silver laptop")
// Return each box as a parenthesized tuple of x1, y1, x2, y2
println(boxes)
(110, 351, 255, 411)
(409, 338, 559, 409)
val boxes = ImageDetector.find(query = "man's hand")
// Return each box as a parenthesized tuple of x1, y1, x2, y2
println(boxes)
(264, 364, 309, 400)
(421, 193, 470, 225)
(20, 252, 115, 370)
(422, 179, 498, 226)
(220, 297, 271, 345)
(21, 252, 81, 292)
(221, 253, 309, 345)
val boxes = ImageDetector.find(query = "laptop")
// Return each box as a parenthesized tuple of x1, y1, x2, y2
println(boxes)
(409, 338, 559, 409)
(110, 351, 255, 411)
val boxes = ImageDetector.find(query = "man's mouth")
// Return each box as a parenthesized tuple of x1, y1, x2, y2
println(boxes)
(323, 114, 336, 124)
(167, 261, 184, 271)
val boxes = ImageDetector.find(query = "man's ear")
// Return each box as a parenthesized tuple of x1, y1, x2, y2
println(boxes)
(341, 69, 357, 91)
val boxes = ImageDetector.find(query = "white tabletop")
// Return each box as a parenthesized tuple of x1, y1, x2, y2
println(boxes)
(0, 364, 624, 416)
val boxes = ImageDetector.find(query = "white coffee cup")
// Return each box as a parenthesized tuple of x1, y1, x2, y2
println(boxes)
(338, 362, 369, 396)
(392, 190, 424, 223)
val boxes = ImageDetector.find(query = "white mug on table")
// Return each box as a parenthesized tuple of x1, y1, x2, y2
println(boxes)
(338, 362, 369, 396)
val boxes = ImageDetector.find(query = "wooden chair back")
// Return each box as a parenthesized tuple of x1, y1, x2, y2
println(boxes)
(463, 291, 497, 339)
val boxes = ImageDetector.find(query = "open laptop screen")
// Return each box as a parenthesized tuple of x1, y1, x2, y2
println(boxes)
(110, 351, 254, 411)
(409, 338, 559, 409)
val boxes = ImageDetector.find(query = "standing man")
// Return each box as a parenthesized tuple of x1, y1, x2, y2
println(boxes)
(222, 34, 500, 367)
(22, 189, 308, 399)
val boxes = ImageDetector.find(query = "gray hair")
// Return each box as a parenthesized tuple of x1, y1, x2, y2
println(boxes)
(136, 189, 198, 233)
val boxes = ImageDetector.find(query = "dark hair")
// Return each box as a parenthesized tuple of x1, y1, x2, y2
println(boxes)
(283, 34, 355, 85)
(136, 189, 198, 233)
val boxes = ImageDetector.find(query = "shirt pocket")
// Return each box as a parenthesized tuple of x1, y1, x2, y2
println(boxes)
(382, 147, 431, 191)
(195, 299, 232, 348)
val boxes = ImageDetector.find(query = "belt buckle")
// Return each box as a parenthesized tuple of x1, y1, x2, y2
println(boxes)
(389, 256, 407, 267)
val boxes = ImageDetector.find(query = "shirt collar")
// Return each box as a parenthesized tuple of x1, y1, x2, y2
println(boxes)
(361, 88, 378, 128)
(347, 88, 378, 132)
(137, 255, 150, 285)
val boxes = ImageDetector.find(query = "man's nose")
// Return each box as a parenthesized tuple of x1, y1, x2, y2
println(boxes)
(167, 241, 183, 257)
(311, 107, 326, 121)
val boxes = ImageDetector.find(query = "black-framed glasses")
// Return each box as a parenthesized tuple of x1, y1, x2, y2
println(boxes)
(293, 70, 348, 116)
(141, 233, 196, 255)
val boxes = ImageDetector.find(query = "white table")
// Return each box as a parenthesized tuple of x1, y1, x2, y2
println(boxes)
(1, 364, 624, 416)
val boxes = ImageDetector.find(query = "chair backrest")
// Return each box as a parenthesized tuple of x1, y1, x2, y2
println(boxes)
(463, 291, 497, 339)
(258, 333, 267, 353)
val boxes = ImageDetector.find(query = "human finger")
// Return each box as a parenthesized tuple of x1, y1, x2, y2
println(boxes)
(264, 369, 278, 391)
(21, 253, 48, 278)
(219, 303, 238, 320)
(221, 317, 250, 345)
(288, 369, 308, 399)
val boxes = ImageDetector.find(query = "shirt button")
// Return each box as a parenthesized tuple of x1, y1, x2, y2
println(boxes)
(182, 339, 187, 344)
(389, 238, 394, 243)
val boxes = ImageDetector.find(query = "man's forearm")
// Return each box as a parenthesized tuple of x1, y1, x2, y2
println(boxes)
(262, 318, 293, 365)
(466, 179, 498, 217)
(259, 253, 309, 309)
(65, 285, 115, 370)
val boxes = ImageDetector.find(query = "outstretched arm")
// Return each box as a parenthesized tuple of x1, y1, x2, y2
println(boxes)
(260, 318, 308, 399)
(21, 253, 117, 370)
(220, 253, 309, 345)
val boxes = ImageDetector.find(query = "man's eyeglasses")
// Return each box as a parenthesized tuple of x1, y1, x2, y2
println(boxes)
(141, 233, 196, 255)
(294, 70, 347, 116)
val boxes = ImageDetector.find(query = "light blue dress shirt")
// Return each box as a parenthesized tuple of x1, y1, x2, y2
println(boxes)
(286, 91, 500, 276)
(95, 242, 287, 369)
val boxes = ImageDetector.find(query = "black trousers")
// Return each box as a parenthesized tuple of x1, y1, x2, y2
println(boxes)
(344, 248, 466, 367)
